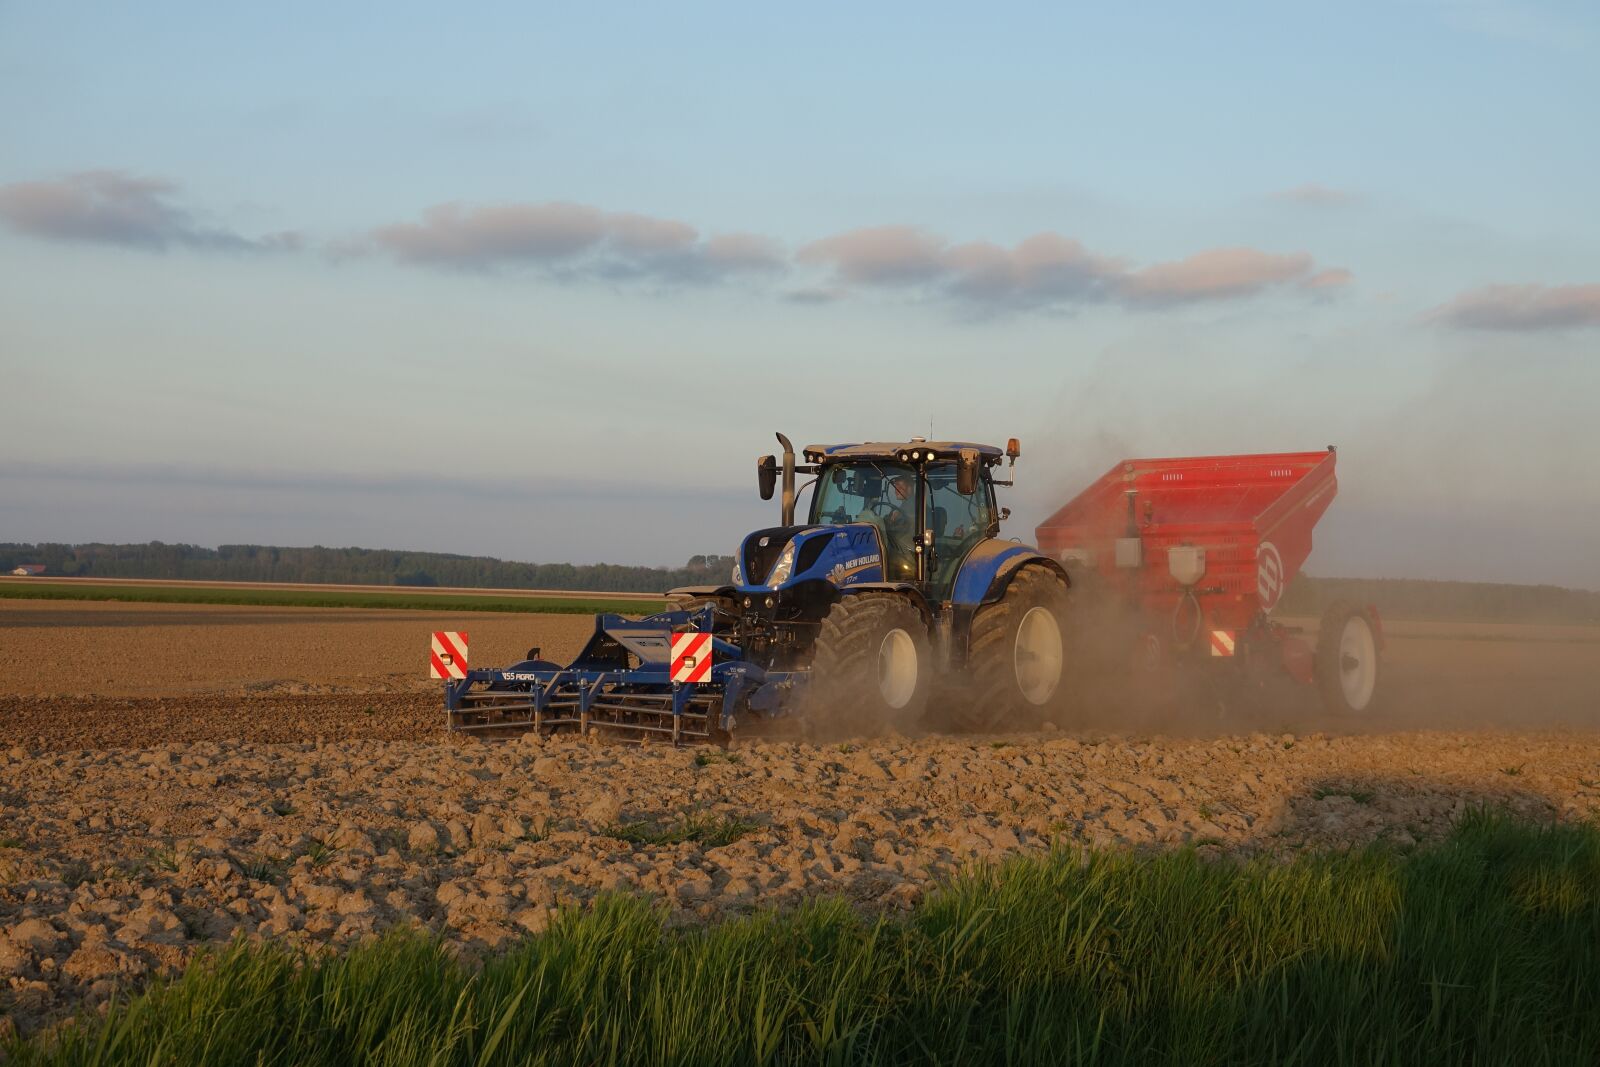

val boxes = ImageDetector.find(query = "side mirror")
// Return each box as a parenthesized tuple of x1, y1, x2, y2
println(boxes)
(758, 455, 777, 500)
(957, 448, 980, 495)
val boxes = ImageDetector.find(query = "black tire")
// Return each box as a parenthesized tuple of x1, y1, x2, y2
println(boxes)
(803, 593, 931, 735)
(955, 565, 1070, 731)
(1316, 601, 1381, 713)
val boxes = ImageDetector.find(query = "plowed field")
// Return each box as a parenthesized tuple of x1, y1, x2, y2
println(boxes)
(0, 598, 1596, 1033)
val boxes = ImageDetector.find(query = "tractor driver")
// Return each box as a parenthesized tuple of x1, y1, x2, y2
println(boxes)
(869, 474, 918, 578)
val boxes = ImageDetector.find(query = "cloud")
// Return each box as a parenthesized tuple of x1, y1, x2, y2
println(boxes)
(4, 171, 1346, 315)
(1271, 182, 1355, 206)
(1117, 248, 1325, 306)
(605, 211, 697, 254)
(369, 201, 605, 264)
(363, 201, 784, 282)
(944, 234, 1124, 307)
(1427, 283, 1600, 331)
(0, 170, 295, 251)
(798, 226, 1343, 312)
(797, 226, 1123, 310)
(796, 225, 948, 284)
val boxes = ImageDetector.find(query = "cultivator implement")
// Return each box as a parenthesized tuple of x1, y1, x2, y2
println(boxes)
(444, 605, 791, 744)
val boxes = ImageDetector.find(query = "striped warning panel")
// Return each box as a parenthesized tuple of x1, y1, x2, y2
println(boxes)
(1209, 630, 1236, 657)
(430, 631, 469, 679)
(671, 631, 712, 683)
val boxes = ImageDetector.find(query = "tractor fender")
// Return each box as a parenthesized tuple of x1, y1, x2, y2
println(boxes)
(839, 582, 934, 625)
(950, 540, 1069, 610)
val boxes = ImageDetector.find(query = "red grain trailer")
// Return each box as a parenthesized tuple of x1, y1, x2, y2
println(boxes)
(1035, 448, 1382, 713)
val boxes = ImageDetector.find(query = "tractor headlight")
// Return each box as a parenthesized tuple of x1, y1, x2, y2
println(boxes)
(766, 541, 796, 588)
(731, 557, 744, 585)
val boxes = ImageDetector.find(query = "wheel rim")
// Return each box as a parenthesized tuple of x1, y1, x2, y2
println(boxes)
(1337, 616, 1377, 711)
(1014, 606, 1063, 705)
(877, 628, 919, 709)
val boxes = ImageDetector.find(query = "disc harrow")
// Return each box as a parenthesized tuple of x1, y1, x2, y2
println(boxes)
(444, 605, 785, 744)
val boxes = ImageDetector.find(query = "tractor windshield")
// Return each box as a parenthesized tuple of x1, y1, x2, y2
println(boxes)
(812, 461, 919, 579)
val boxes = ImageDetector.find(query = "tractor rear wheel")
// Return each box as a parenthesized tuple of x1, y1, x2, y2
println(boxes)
(1316, 601, 1381, 713)
(957, 566, 1069, 731)
(804, 593, 931, 735)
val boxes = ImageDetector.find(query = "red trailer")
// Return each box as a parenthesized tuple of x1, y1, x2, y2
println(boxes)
(1035, 448, 1382, 713)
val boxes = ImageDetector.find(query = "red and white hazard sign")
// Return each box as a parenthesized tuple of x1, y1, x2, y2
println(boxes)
(1209, 630, 1236, 657)
(430, 631, 469, 679)
(1257, 542, 1285, 613)
(670, 631, 712, 683)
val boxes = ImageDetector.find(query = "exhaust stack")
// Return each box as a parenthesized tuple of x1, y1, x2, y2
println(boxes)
(776, 432, 797, 525)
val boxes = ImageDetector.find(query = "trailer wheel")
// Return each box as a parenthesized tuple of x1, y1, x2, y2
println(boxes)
(957, 566, 1069, 731)
(1316, 601, 1381, 713)
(805, 593, 931, 735)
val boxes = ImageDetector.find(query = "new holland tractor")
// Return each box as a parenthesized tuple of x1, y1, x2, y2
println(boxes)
(445, 433, 1070, 742)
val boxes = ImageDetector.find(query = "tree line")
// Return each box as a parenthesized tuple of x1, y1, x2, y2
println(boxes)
(0, 543, 735, 594)
(1278, 574, 1600, 626)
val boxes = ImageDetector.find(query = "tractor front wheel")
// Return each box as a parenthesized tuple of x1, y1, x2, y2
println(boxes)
(804, 593, 931, 735)
(957, 566, 1070, 732)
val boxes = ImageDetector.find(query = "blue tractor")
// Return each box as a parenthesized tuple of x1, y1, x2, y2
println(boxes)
(445, 433, 1070, 741)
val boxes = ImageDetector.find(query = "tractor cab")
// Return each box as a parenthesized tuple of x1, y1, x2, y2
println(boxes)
(803, 441, 1009, 595)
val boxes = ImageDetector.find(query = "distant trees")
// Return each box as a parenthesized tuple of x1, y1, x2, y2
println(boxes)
(0, 543, 736, 595)
(1278, 574, 1600, 625)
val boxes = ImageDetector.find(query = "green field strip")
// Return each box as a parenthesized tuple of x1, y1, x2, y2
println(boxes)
(0, 582, 660, 616)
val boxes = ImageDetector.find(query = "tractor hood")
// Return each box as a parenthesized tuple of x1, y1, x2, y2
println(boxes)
(735, 524, 885, 589)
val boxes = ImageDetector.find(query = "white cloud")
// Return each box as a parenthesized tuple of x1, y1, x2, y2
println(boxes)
(1428, 283, 1600, 331)
(798, 227, 1346, 311)
(0, 171, 297, 252)
(364, 200, 784, 282)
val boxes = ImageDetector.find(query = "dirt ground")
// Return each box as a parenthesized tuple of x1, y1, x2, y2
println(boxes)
(0, 601, 598, 698)
(0, 598, 1597, 1034)
(0, 601, 1595, 749)
(0, 601, 597, 750)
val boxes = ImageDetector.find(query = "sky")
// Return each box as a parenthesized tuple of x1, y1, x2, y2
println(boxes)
(1, 1, 1597, 587)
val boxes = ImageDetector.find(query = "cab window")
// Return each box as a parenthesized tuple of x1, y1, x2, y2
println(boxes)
(811, 462, 916, 526)
(811, 462, 920, 580)
(926, 462, 994, 589)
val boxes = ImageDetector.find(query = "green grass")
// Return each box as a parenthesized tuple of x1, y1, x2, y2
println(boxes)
(0, 581, 658, 616)
(10, 811, 1600, 1065)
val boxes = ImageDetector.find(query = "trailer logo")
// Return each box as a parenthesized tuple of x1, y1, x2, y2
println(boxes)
(1257, 542, 1285, 612)
(671, 631, 712, 683)
(430, 631, 468, 679)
